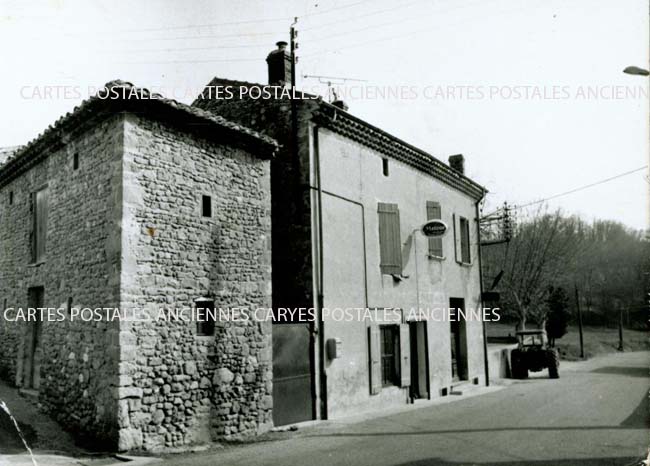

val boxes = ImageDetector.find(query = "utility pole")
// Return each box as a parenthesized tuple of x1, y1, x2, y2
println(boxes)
(574, 283, 584, 359)
(290, 18, 298, 92)
(618, 305, 624, 352)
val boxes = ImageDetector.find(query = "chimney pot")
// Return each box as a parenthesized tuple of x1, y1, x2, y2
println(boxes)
(266, 41, 292, 87)
(448, 154, 465, 175)
(331, 99, 349, 111)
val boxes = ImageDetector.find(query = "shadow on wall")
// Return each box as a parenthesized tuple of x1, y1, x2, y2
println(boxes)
(395, 457, 647, 466)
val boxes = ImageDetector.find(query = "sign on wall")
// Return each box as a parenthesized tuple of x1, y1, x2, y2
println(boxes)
(421, 219, 447, 237)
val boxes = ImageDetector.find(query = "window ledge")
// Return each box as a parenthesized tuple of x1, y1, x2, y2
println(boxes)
(427, 255, 446, 261)
(27, 260, 46, 268)
(456, 261, 473, 267)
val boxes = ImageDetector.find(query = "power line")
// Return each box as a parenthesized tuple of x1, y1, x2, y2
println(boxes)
(484, 166, 648, 216)
(69, 0, 374, 36)
(301, 0, 429, 32)
(102, 43, 272, 54)
(113, 16, 289, 33)
(301, 0, 376, 18)
(118, 56, 264, 65)
(104, 29, 285, 42)
(301, 0, 535, 58)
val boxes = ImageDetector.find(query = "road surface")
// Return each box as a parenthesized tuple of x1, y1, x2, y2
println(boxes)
(159, 351, 650, 466)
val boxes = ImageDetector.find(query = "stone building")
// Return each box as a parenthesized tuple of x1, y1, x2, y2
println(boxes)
(0, 81, 276, 451)
(193, 44, 489, 426)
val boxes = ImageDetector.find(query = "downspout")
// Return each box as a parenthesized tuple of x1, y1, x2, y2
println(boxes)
(475, 194, 490, 387)
(312, 122, 328, 419)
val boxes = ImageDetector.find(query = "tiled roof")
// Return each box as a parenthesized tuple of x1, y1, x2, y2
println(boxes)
(0, 80, 278, 187)
(314, 102, 486, 200)
(0, 146, 22, 167)
(193, 77, 486, 200)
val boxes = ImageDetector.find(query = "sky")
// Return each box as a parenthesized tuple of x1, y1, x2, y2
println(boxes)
(1, 0, 648, 229)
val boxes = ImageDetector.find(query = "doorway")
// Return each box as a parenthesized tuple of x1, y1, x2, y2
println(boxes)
(272, 323, 314, 425)
(449, 297, 468, 381)
(23, 287, 44, 389)
(409, 321, 429, 399)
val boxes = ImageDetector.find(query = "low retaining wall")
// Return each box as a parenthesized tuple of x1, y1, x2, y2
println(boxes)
(487, 344, 516, 380)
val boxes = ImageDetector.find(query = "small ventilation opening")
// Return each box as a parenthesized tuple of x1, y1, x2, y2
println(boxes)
(202, 195, 212, 218)
(196, 300, 215, 336)
(472, 377, 479, 385)
(73, 152, 79, 170)
(382, 158, 389, 176)
(8, 191, 13, 205)
(440, 387, 448, 397)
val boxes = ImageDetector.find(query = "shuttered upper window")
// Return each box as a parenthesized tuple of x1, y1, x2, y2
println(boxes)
(377, 203, 402, 275)
(460, 216, 471, 263)
(30, 187, 48, 263)
(426, 201, 443, 258)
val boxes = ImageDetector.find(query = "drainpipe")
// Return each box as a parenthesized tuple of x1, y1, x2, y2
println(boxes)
(312, 122, 328, 419)
(475, 195, 490, 387)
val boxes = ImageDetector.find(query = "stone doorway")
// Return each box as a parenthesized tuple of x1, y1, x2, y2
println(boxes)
(22, 286, 44, 389)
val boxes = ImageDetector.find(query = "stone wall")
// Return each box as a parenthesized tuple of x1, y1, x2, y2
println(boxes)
(0, 114, 123, 446)
(116, 113, 273, 451)
(193, 87, 316, 310)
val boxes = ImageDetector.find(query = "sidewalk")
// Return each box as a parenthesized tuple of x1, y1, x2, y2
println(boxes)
(1, 377, 505, 465)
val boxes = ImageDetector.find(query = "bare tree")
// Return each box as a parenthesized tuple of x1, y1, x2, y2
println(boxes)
(484, 208, 586, 330)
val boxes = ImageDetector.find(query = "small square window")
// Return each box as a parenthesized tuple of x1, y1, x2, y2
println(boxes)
(8, 191, 13, 205)
(382, 158, 389, 176)
(73, 153, 79, 170)
(202, 195, 212, 218)
(196, 300, 215, 336)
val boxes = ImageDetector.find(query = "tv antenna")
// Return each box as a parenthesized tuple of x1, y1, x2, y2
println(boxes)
(302, 74, 368, 102)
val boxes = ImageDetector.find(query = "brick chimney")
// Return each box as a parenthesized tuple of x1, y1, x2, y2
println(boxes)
(448, 154, 465, 175)
(266, 41, 292, 87)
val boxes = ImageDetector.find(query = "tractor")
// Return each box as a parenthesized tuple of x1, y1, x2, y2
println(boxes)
(510, 329, 560, 379)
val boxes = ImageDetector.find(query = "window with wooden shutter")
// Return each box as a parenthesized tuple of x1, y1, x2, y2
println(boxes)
(426, 201, 443, 258)
(460, 216, 471, 263)
(399, 323, 411, 387)
(368, 325, 382, 395)
(377, 203, 402, 275)
(379, 325, 400, 386)
(31, 188, 47, 263)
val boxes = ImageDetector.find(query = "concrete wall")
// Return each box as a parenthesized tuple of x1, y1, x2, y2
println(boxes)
(116, 114, 273, 451)
(0, 115, 123, 445)
(487, 344, 515, 380)
(312, 127, 485, 418)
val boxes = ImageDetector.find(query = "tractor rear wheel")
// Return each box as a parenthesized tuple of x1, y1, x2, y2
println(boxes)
(510, 349, 528, 379)
(547, 348, 560, 379)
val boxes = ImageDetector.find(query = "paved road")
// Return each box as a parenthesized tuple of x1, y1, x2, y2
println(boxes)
(160, 351, 650, 466)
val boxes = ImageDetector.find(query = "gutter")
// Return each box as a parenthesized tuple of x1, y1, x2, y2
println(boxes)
(312, 123, 328, 420)
(475, 193, 490, 387)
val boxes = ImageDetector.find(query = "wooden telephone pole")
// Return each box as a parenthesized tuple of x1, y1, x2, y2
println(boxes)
(574, 284, 584, 359)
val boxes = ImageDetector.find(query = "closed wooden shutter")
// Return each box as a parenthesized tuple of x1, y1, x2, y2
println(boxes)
(29, 192, 36, 263)
(453, 213, 460, 263)
(426, 201, 443, 257)
(460, 217, 471, 263)
(378, 203, 402, 275)
(399, 323, 411, 387)
(35, 189, 48, 261)
(368, 325, 382, 395)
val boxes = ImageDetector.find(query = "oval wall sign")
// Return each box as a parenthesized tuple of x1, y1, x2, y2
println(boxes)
(421, 220, 447, 237)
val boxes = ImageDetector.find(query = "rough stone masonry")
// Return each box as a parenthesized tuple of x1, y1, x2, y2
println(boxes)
(0, 82, 276, 451)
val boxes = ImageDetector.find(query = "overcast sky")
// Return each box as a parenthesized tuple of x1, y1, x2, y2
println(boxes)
(1, 0, 647, 229)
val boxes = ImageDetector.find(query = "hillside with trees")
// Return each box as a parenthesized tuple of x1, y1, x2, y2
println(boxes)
(482, 209, 647, 332)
